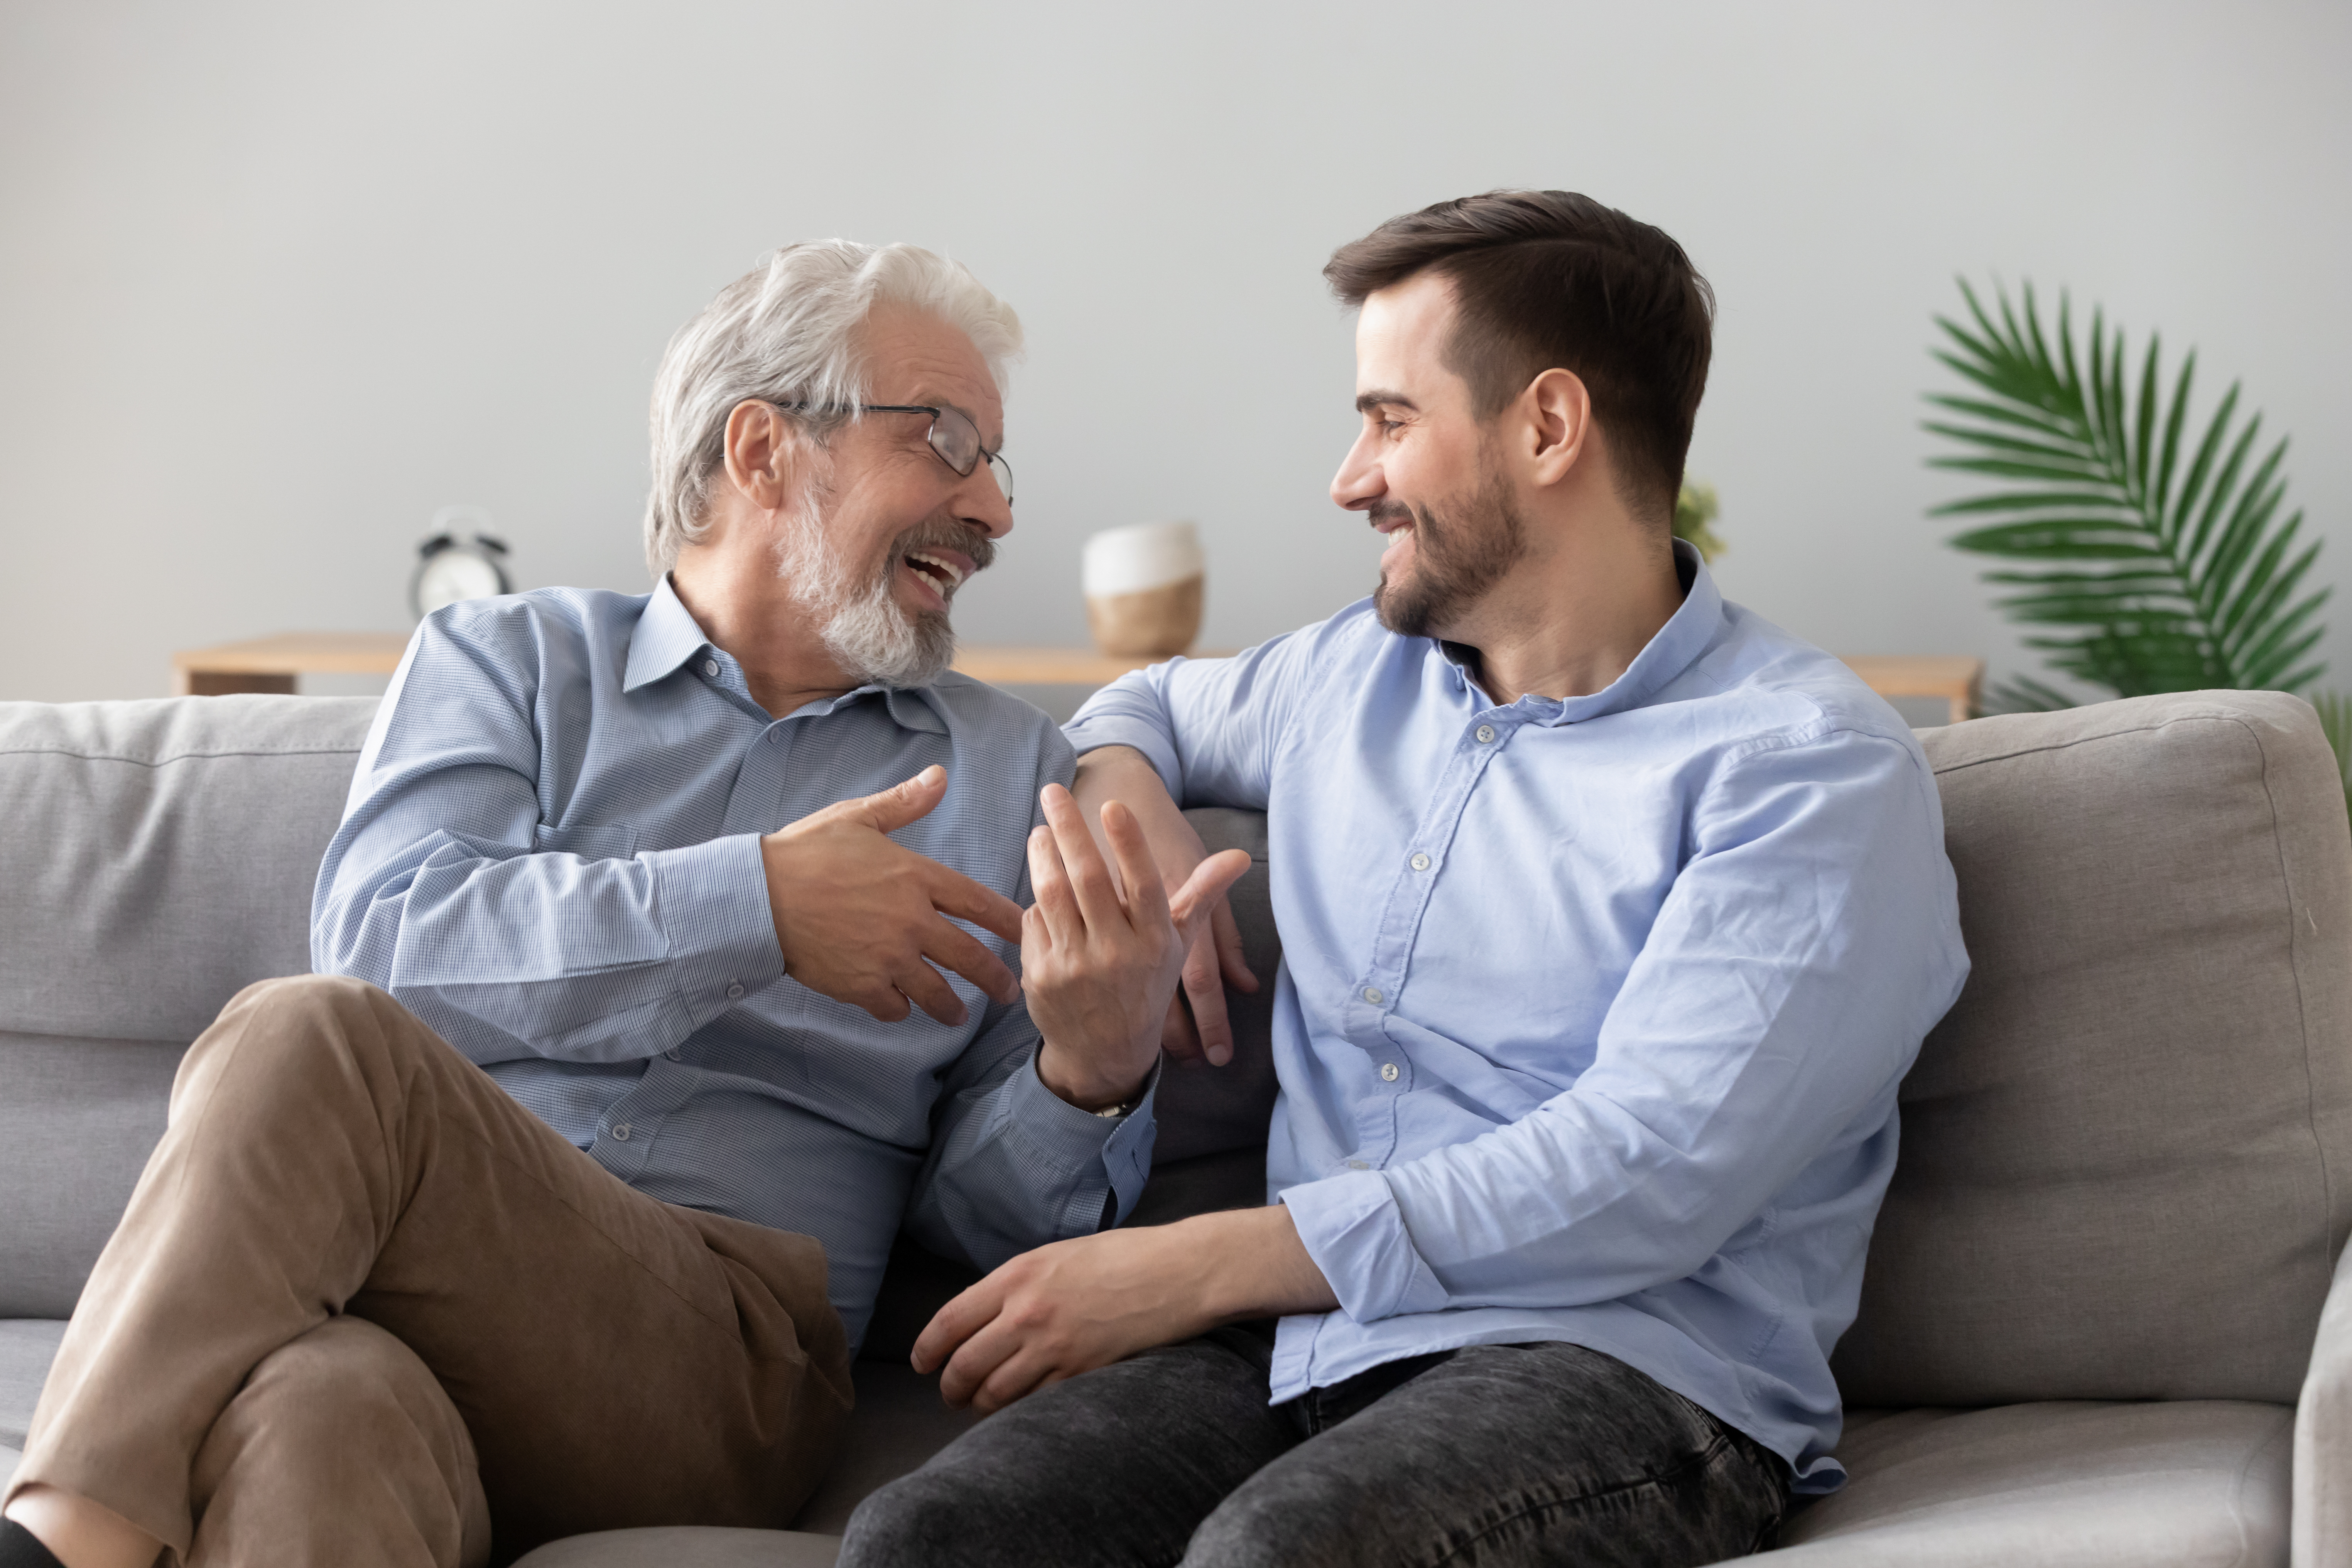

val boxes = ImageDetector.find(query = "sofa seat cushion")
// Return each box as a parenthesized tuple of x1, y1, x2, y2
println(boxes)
(508, 1360, 970, 1564)
(509, 1527, 840, 1566)
(1753, 1399, 2292, 1565)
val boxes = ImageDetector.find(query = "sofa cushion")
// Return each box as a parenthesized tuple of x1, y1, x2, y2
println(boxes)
(0, 1035, 182, 1317)
(1151, 807, 1281, 1166)
(0, 695, 380, 1043)
(1832, 692, 2352, 1408)
(1752, 1399, 2291, 1566)
(0, 1319, 68, 1460)
(508, 1527, 841, 1566)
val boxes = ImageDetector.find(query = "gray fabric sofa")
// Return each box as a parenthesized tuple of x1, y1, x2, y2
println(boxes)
(3, 688, 2350, 1567)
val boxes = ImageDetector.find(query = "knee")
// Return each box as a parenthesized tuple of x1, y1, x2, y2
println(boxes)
(839, 1467, 1020, 1568)
(1183, 1481, 1355, 1568)
(177, 974, 420, 1114)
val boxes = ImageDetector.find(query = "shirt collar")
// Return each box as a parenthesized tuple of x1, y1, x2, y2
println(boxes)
(623, 575, 715, 693)
(1438, 538, 1724, 726)
(621, 576, 949, 735)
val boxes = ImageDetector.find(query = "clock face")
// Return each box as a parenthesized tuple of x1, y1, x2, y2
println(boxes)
(416, 548, 508, 616)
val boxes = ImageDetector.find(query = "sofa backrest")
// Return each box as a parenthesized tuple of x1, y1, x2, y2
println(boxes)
(0, 695, 1282, 1320)
(1832, 690, 2352, 1407)
(0, 695, 381, 1317)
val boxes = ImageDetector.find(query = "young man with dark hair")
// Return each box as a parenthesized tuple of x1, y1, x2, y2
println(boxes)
(841, 191, 1969, 1567)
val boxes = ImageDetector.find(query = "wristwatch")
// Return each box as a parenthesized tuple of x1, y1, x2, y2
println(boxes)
(1092, 1096, 1141, 1119)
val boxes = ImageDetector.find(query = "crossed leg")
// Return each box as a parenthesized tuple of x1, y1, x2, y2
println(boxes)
(5, 975, 852, 1568)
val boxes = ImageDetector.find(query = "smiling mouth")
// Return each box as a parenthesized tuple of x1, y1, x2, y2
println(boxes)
(904, 550, 967, 597)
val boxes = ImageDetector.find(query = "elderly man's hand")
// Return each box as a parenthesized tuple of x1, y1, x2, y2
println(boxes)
(1024, 783, 1251, 1111)
(760, 765, 1025, 1026)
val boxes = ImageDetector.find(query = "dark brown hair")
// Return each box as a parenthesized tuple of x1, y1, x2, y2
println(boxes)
(1324, 190, 1714, 524)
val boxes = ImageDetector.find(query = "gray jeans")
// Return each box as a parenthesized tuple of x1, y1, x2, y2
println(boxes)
(839, 1328, 1788, 1568)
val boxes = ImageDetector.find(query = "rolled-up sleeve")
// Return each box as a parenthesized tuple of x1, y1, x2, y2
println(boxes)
(310, 607, 784, 1066)
(1282, 725, 1968, 1320)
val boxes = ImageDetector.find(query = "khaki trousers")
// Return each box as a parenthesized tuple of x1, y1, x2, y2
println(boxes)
(5, 976, 854, 1568)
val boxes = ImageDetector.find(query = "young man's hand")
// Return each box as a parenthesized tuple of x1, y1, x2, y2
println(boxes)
(912, 1205, 1340, 1413)
(760, 765, 1025, 1027)
(1023, 783, 1251, 1111)
(1070, 746, 1260, 1067)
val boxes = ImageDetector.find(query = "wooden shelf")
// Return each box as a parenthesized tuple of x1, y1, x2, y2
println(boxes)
(949, 646, 1225, 686)
(1835, 656, 1984, 725)
(172, 635, 1985, 724)
(172, 632, 410, 695)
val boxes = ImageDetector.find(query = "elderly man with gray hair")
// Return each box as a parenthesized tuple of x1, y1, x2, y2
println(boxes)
(0, 243, 1243, 1568)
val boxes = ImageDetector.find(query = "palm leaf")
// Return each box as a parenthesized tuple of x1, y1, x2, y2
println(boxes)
(1924, 279, 2326, 708)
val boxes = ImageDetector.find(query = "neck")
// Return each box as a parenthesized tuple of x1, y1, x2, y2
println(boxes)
(669, 511, 858, 718)
(1447, 523, 1685, 707)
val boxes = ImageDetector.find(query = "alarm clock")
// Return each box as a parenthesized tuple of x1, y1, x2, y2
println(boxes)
(411, 506, 512, 619)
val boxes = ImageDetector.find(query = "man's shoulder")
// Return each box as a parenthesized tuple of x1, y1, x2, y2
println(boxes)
(1670, 601, 1921, 760)
(424, 586, 653, 667)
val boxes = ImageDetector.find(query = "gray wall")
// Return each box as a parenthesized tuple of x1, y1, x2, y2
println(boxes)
(4, 0, 2348, 704)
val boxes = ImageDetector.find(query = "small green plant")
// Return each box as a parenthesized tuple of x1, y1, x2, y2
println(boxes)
(1675, 480, 1724, 562)
(1925, 279, 2326, 713)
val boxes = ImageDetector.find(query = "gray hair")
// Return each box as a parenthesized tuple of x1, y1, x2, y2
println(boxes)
(642, 240, 1023, 576)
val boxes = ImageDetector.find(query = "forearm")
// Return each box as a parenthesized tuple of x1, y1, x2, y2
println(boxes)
(315, 829, 777, 1065)
(908, 1059, 1159, 1267)
(1071, 745, 1185, 868)
(1189, 1204, 1342, 1321)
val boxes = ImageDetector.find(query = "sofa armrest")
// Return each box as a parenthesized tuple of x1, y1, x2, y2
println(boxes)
(2295, 1241, 2352, 1566)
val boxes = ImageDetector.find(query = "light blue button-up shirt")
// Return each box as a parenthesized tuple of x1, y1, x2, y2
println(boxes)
(1065, 544, 1967, 1490)
(313, 579, 1157, 1349)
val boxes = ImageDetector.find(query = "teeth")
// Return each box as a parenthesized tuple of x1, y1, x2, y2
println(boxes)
(907, 550, 965, 589)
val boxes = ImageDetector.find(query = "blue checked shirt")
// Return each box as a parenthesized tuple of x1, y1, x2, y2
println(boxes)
(312, 578, 1156, 1349)
(1063, 543, 1968, 1491)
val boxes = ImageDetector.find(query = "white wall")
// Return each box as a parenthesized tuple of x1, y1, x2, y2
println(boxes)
(4, 0, 2348, 705)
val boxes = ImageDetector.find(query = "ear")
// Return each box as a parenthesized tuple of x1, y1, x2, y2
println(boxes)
(1522, 368, 1594, 489)
(721, 400, 798, 515)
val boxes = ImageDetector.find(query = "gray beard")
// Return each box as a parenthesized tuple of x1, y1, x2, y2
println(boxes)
(772, 511, 962, 689)
(1371, 459, 1529, 640)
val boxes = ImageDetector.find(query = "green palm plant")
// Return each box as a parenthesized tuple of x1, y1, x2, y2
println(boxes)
(1925, 279, 2327, 712)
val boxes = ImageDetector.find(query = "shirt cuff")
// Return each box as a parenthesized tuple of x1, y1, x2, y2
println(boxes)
(1061, 706, 1185, 802)
(999, 1050, 1162, 1234)
(640, 833, 787, 1031)
(1280, 1170, 1450, 1323)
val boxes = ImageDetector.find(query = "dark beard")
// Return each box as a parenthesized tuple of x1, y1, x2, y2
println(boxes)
(1371, 463, 1528, 639)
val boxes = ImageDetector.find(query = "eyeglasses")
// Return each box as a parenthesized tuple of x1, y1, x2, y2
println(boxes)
(771, 401, 1013, 508)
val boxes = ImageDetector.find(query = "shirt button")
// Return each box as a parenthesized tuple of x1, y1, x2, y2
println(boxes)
(1410, 852, 1431, 872)
(1362, 986, 1383, 1004)
(611, 1122, 632, 1142)
(1347, 1159, 1370, 1170)
(702, 658, 720, 678)
(1475, 724, 1497, 744)
(665, 1047, 682, 1062)
(726, 982, 746, 1001)
(1380, 1063, 1400, 1082)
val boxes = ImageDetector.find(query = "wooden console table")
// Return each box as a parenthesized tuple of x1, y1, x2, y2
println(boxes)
(956, 649, 1985, 724)
(172, 632, 412, 695)
(172, 636, 1984, 723)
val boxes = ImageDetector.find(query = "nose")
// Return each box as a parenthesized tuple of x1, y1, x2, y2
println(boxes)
(1330, 428, 1384, 512)
(954, 461, 1014, 540)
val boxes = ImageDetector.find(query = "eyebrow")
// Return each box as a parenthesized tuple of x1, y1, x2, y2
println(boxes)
(1355, 390, 1419, 414)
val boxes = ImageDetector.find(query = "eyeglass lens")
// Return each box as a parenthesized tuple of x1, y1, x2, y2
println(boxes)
(927, 407, 1013, 506)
